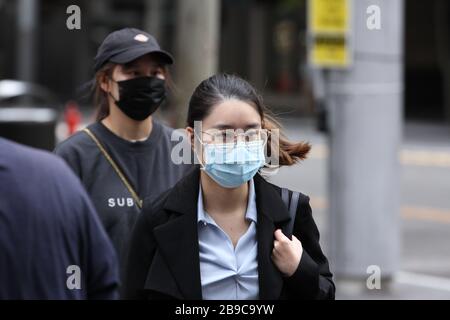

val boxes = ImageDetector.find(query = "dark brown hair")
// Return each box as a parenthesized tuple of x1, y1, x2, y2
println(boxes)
(92, 62, 115, 121)
(187, 73, 311, 166)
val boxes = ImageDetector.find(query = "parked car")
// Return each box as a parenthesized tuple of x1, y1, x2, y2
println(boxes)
(0, 79, 59, 150)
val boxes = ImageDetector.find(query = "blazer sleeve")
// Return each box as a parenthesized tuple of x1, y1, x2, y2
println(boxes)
(284, 194, 336, 300)
(123, 200, 158, 300)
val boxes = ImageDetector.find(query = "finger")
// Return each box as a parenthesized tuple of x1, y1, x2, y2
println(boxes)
(292, 235, 303, 247)
(273, 240, 280, 249)
(272, 246, 281, 257)
(272, 244, 282, 255)
(271, 253, 277, 262)
(271, 250, 277, 259)
(274, 229, 290, 242)
(271, 250, 281, 261)
(273, 240, 287, 253)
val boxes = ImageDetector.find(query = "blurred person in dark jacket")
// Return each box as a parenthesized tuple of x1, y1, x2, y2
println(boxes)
(0, 138, 119, 299)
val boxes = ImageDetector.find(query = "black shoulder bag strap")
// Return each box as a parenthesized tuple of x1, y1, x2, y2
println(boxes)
(83, 128, 143, 209)
(281, 188, 300, 237)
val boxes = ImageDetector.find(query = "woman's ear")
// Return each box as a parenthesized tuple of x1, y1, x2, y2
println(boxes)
(185, 127, 195, 149)
(99, 73, 110, 93)
(186, 126, 204, 166)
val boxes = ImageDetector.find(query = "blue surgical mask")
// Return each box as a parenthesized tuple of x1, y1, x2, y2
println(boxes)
(200, 140, 266, 188)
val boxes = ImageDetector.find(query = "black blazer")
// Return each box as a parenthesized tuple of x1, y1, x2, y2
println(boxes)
(124, 166, 335, 300)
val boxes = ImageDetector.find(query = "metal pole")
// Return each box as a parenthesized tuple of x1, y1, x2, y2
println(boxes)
(16, 0, 39, 82)
(173, 0, 220, 127)
(144, 0, 163, 40)
(328, 0, 404, 282)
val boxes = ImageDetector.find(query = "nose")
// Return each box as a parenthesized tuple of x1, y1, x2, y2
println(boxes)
(236, 134, 246, 143)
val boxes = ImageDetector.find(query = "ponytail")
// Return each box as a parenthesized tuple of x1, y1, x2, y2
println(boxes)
(262, 113, 311, 166)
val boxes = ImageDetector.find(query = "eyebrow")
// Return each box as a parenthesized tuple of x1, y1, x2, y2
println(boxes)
(123, 61, 139, 69)
(212, 123, 261, 130)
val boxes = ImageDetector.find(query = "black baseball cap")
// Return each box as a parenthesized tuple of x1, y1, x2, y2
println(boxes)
(93, 27, 174, 72)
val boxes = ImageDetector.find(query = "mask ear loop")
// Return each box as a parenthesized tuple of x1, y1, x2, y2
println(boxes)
(106, 76, 120, 104)
(259, 129, 280, 175)
(261, 131, 269, 151)
(258, 129, 273, 172)
(193, 131, 207, 170)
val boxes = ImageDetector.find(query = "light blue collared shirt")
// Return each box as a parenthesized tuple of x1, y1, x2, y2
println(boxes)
(197, 179, 259, 300)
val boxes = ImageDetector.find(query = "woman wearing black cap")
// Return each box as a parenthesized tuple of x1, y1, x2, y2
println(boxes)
(54, 28, 191, 291)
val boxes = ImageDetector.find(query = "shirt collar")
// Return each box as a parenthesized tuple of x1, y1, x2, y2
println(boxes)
(197, 179, 257, 225)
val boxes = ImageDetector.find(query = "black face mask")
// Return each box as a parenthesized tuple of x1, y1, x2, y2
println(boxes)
(110, 76, 166, 121)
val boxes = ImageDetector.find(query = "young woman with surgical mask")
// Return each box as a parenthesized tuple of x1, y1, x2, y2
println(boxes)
(54, 28, 191, 291)
(125, 74, 335, 300)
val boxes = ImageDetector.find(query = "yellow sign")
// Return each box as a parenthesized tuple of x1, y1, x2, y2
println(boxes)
(310, 0, 350, 33)
(310, 35, 349, 67)
(308, 0, 351, 68)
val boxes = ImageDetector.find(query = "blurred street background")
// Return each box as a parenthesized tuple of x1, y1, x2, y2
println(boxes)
(270, 118, 450, 299)
(1, 0, 450, 299)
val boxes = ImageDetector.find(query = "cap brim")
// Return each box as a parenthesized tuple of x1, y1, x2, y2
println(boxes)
(110, 46, 174, 66)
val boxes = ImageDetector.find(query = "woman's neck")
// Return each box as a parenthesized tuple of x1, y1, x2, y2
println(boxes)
(200, 171, 249, 216)
(101, 106, 153, 141)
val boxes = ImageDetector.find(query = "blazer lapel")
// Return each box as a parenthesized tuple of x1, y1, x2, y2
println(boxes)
(254, 173, 292, 299)
(151, 166, 203, 299)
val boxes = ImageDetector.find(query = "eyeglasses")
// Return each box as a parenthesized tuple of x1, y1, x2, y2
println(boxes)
(200, 128, 269, 145)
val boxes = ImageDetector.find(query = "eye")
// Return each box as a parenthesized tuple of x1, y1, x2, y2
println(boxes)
(245, 129, 258, 141)
(124, 69, 139, 77)
(151, 68, 164, 78)
(221, 131, 236, 143)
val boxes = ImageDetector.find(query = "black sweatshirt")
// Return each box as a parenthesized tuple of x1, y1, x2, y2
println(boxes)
(54, 119, 192, 281)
